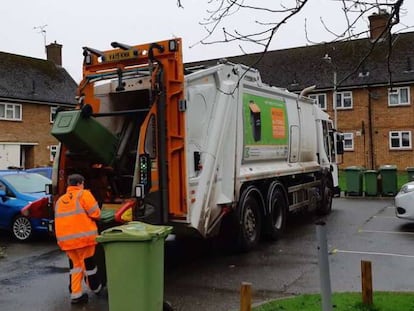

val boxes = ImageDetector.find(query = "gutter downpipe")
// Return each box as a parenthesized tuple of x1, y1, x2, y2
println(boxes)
(368, 89, 375, 170)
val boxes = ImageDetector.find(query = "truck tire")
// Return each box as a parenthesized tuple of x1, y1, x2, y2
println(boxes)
(265, 182, 287, 240)
(237, 186, 263, 252)
(317, 178, 333, 215)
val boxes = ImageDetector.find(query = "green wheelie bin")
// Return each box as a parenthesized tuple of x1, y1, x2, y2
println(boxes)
(407, 167, 414, 182)
(96, 221, 172, 311)
(379, 165, 398, 196)
(345, 166, 364, 196)
(364, 170, 378, 196)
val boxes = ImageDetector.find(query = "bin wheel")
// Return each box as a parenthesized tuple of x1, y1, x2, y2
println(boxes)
(163, 300, 174, 311)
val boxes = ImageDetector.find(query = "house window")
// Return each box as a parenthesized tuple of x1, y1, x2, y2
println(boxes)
(335, 91, 353, 109)
(343, 132, 354, 151)
(0, 103, 22, 121)
(50, 107, 58, 123)
(309, 93, 327, 110)
(389, 131, 411, 150)
(388, 87, 410, 106)
(49, 145, 58, 162)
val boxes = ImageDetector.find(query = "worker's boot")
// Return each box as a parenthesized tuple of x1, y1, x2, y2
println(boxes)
(71, 293, 88, 304)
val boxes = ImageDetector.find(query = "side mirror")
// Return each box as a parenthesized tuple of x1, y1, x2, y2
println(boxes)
(45, 184, 52, 195)
(336, 141, 344, 155)
(0, 189, 5, 197)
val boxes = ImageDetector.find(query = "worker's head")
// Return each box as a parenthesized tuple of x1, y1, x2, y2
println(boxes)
(67, 174, 85, 187)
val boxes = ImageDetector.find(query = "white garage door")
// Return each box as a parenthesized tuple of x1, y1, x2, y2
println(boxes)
(0, 144, 21, 169)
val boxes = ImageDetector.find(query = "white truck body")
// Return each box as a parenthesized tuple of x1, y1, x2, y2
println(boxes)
(184, 62, 338, 238)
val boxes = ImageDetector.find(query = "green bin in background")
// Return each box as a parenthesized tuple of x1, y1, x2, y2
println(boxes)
(345, 166, 364, 196)
(379, 165, 398, 196)
(364, 170, 378, 196)
(96, 222, 172, 311)
(407, 167, 414, 182)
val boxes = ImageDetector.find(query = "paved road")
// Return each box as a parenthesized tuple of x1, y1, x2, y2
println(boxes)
(1, 197, 413, 311)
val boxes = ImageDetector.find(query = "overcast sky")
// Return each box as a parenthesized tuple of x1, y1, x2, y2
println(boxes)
(2, 0, 413, 82)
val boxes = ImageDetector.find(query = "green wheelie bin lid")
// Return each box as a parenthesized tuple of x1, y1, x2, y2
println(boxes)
(345, 166, 364, 171)
(379, 164, 397, 171)
(96, 221, 172, 243)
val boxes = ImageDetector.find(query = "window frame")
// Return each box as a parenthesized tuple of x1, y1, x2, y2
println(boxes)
(309, 93, 327, 110)
(389, 130, 412, 150)
(0, 102, 22, 121)
(343, 132, 354, 151)
(335, 91, 353, 110)
(388, 87, 410, 107)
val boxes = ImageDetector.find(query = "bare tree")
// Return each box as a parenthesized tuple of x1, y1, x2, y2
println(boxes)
(178, 0, 409, 88)
(177, 0, 407, 54)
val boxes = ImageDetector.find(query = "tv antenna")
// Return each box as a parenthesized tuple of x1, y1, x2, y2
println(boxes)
(33, 24, 48, 54)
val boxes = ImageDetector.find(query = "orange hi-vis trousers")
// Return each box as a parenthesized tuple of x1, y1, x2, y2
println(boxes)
(66, 245, 101, 299)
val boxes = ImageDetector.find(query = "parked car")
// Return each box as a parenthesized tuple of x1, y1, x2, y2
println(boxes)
(0, 171, 52, 241)
(25, 167, 53, 179)
(395, 181, 414, 220)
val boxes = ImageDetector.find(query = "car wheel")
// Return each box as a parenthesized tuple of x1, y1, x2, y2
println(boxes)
(12, 215, 33, 241)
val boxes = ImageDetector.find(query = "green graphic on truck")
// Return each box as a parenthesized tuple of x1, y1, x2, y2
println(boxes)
(243, 93, 289, 161)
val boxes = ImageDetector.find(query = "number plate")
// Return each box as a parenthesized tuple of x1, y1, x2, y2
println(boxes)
(105, 50, 136, 62)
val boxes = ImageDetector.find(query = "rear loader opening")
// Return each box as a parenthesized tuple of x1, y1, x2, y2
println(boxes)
(52, 83, 151, 206)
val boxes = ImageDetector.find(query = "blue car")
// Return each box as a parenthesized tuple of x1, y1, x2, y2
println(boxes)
(0, 171, 52, 241)
(25, 167, 53, 179)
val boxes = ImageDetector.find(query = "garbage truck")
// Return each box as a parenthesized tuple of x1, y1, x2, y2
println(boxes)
(49, 38, 343, 251)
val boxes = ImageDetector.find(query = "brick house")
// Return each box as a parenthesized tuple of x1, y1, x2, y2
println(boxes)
(186, 12, 414, 171)
(0, 42, 77, 169)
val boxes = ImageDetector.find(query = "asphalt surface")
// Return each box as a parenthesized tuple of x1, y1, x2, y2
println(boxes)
(2, 197, 414, 311)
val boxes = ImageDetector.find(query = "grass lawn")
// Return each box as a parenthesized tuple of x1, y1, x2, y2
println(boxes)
(254, 292, 414, 311)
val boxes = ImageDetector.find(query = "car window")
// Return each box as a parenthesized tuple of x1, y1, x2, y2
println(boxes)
(3, 173, 51, 193)
(0, 180, 15, 197)
(0, 181, 5, 191)
(25, 167, 52, 179)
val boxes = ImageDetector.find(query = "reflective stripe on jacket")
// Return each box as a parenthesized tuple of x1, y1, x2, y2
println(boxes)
(55, 186, 101, 251)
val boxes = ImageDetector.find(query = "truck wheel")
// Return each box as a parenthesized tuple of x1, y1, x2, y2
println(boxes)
(317, 178, 333, 215)
(237, 187, 262, 252)
(265, 183, 287, 240)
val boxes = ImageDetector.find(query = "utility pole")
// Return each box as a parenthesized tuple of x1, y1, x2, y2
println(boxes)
(333, 70, 337, 129)
(323, 54, 338, 129)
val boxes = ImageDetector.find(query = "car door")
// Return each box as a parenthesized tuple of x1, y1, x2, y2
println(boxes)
(0, 180, 22, 229)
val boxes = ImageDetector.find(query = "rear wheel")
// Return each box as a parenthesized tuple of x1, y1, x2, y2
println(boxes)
(265, 183, 287, 240)
(317, 177, 333, 215)
(12, 215, 33, 241)
(237, 187, 262, 252)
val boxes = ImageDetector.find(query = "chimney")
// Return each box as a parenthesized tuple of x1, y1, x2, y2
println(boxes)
(368, 10, 390, 41)
(46, 41, 62, 66)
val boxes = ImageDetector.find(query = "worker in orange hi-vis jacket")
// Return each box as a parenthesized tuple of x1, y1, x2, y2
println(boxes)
(54, 173, 103, 304)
